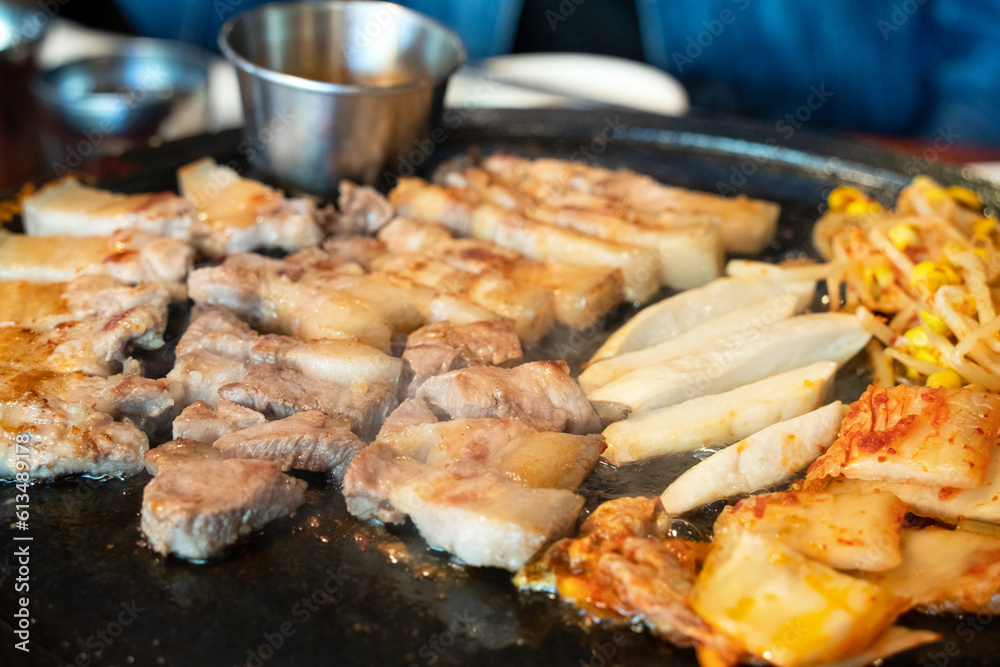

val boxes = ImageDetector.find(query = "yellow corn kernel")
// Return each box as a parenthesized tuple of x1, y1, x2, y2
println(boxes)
(887, 223, 919, 250)
(913, 346, 947, 367)
(905, 365, 923, 380)
(904, 326, 931, 348)
(924, 186, 947, 203)
(973, 217, 997, 237)
(920, 309, 950, 335)
(973, 247, 990, 262)
(910, 261, 959, 293)
(946, 186, 982, 210)
(845, 199, 883, 216)
(927, 369, 964, 389)
(863, 265, 895, 292)
(828, 186, 863, 212)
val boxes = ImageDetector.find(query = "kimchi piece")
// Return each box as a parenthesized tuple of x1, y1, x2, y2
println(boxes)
(807, 384, 1000, 489)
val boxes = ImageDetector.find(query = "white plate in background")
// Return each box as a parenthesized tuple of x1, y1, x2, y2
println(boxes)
(445, 52, 689, 116)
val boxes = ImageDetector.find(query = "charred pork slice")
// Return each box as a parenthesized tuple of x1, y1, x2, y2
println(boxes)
(415, 360, 601, 435)
(219, 364, 398, 440)
(378, 217, 624, 331)
(0, 380, 148, 480)
(344, 444, 583, 570)
(213, 411, 364, 480)
(173, 400, 268, 443)
(402, 320, 522, 394)
(141, 458, 305, 561)
(0, 305, 167, 376)
(177, 158, 322, 257)
(145, 438, 224, 476)
(21, 177, 195, 239)
(0, 229, 192, 299)
(324, 181, 394, 236)
(0, 275, 170, 327)
(376, 415, 602, 491)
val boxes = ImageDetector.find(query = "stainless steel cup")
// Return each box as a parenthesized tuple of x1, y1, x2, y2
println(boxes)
(219, 1, 466, 194)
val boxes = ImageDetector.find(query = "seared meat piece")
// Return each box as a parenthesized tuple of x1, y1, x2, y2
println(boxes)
(141, 458, 306, 561)
(371, 251, 556, 342)
(0, 391, 148, 480)
(145, 438, 224, 476)
(378, 398, 438, 433)
(249, 335, 403, 386)
(376, 416, 603, 490)
(0, 228, 193, 299)
(0, 276, 170, 326)
(219, 364, 398, 440)
(166, 349, 249, 407)
(175, 307, 256, 361)
(326, 181, 394, 236)
(0, 366, 174, 421)
(416, 361, 601, 435)
(482, 153, 780, 255)
(378, 217, 624, 330)
(389, 178, 661, 302)
(188, 252, 421, 352)
(173, 400, 267, 443)
(402, 320, 522, 394)
(177, 158, 322, 256)
(344, 444, 583, 570)
(322, 236, 387, 270)
(213, 410, 364, 479)
(0, 304, 167, 376)
(21, 177, 195, 239)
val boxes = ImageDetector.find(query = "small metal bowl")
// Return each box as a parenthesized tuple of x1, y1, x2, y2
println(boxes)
(219, 1, 466, 193)
(32, 40, 210, 137)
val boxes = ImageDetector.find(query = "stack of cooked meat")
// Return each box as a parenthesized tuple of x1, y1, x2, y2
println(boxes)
(2, 154, 777, 565)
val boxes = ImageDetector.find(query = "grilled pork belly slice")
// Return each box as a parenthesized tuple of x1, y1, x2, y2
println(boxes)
(729, 491, 908, 572)
(0, 391, 148, 480)
(378, 217, 624, 330)
(173, 400, 267, 443)
(588, 313, 869, 422)
(187, 252, 421, 352)
(0, 304, 167, 376)
(807, 385, 1000, 489)
(389, 178, 661, 303)
(692, 512, 914, 667)
(415, 361, 601, 435)
(371, 251, 556, 342)
(219, 364, 398, 440)
(482, 153, 780, 255)
(452, 169, 723, 289)
(376, 417, 602, 491)
(327, 181, 394, 236)
(167, 349, 249, 407)
(659, 402, 844, 515)
(0, 366, 174, 422)
(21, 177, 195, 238)
(145, 438, 224, 476)
(175, 306, 256, 361)
(602, 362, 837, 465)
(177, 158, 323, 256)
(344, 443, 583, 570)
(379, 398, 438, 430)
(213, 410, 364, 479)
(0, 276, 170, 327)
(141, 458, 306, 561)
(0, 229, 192, 296)
(402, 320, 522, 394)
